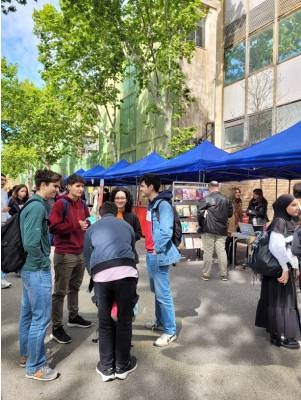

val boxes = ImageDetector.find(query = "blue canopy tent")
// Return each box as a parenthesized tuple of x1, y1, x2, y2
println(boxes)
(141, 140, 230, 182)
(106, 152, 166, 184)
(72, 168, 85, 176)
(82, 164, 106, 185)
(205, 121, 301, 181)
(90, 159, 131, 180)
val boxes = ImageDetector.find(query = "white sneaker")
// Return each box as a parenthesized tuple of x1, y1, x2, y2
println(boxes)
(154, 333, 177, 347)
(1, 278, 12, 289)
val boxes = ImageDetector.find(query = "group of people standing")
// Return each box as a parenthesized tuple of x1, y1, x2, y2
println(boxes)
(1, 169, 301, 384)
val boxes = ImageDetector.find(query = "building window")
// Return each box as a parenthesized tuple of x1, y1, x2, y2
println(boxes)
(224, 120, 245, 148)
(278, 9, 301, 63)
(224, 42, 246, 85)
(276, 100, 301, 132)
(249, 26, 273, 73)
(188, 19, 206, 48)
(248, 109, 272, 143)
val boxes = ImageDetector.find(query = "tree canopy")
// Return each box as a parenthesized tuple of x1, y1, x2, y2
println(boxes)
(1, 0, 36, 14)
(33, 0, 206, 159)
(1, 57, 97, 174)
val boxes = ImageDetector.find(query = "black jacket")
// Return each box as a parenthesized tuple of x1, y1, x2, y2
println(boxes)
(123, 212, 142, 242)
(197, 192, 233, 236)
(8, 198, 26, 216)
(247, 198, 268, 225)
(123, 211, 142, 263)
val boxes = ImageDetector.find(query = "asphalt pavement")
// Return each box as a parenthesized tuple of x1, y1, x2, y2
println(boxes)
(1, 240, 301, 400)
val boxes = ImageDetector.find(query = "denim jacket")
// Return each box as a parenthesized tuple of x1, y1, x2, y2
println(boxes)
(149, 191, 181, 266)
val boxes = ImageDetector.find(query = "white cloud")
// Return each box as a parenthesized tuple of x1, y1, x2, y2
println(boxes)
(1, 0, 59, 86)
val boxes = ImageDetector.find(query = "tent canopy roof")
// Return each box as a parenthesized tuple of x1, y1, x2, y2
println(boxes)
(143, 140, 229, 175)
(106, 152, 165, 180)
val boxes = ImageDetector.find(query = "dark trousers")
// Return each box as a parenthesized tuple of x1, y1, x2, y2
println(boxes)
(225, 236, 237, 265)
(52, 253, 85, 328)
(94, 278, 138, 370)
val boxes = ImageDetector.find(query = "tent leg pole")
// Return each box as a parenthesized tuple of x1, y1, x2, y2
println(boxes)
(288, 179, 291, 194)
(135, 176, 139, 214)
(275, 178, 278, 200)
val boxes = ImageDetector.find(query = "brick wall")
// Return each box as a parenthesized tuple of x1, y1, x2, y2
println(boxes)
(220, 179, 301, 221)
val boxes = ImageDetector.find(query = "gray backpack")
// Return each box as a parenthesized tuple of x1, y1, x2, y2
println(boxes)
(292, 225, 301, 257)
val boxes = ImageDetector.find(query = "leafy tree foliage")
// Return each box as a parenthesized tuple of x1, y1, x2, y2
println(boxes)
(33, 1, 206, 160)
(1, 143, 39, 178)
(163, 126, 196, 158)
(1, 57, 97, 172)
(1, 0, 36, 14)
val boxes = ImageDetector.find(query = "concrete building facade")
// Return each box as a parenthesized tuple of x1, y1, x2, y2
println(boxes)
(217, 0, 301, 151)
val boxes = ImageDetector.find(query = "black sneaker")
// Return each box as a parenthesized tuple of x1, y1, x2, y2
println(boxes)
(115, 356, 137, 380)
(281, 338, 300, 349)
(50, 326, 72, 344)
(96, 362, 115, 382)
(67, 315, 92, 328)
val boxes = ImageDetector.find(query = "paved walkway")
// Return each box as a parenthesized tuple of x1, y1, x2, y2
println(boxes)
(1, 241, 301, 400)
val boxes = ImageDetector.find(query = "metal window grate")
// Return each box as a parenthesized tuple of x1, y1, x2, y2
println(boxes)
(278, 0, 301, 17)
(248, 109, 272, 143)
(249, 0, 275, 34)
(224, 14, 246, 48)
(224, 0, 246, 26)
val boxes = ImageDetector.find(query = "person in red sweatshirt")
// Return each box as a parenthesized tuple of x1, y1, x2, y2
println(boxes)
(49, 174, 92, 344)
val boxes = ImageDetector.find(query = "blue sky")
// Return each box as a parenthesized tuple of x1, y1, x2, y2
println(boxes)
(1, 0, 59, 86)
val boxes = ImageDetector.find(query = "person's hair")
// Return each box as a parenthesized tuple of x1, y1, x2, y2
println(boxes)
(1, 173, 6, 178)
(99, 201, 118, 217)
(12, 184, 29, 202)
(208, 180, 219, 189)
(139, 174, 161, 192)
(110, 187, 133, 213)
(293, 182, 301, 199)
(231, 186, 241, 201)
(7, 185, 17, 198)
(253, 188, 263, 198)
(34, 169, 62, 190)
(66, 174, 85, 186)
(104, 187, 109, 193)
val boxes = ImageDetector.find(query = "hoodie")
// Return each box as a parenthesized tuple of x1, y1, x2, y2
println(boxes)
(49, 195, 90, 254)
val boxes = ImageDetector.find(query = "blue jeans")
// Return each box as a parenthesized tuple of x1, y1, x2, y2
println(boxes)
(146, 253, 176, 335)
(19, 269, 52, 374)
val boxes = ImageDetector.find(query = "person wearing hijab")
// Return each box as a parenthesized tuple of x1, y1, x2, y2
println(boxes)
(255, 194, 301, 349)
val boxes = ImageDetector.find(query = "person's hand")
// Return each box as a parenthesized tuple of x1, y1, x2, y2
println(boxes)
(293, 269, 300, 281)
(277, 270, 289, 285)
(79, 220, 89, 231)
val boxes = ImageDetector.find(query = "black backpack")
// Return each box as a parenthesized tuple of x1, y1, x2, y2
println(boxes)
(1, 199, 39, 273)
(154, 199, 183, 247)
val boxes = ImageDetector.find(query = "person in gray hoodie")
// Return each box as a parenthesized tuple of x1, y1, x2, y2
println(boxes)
(84, 202, 138, 382)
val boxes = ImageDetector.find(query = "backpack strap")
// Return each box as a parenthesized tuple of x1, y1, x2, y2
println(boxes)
(20, 198, 42, 214)
(153, 199, 166, 222)
(61, 198, 69, 220)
